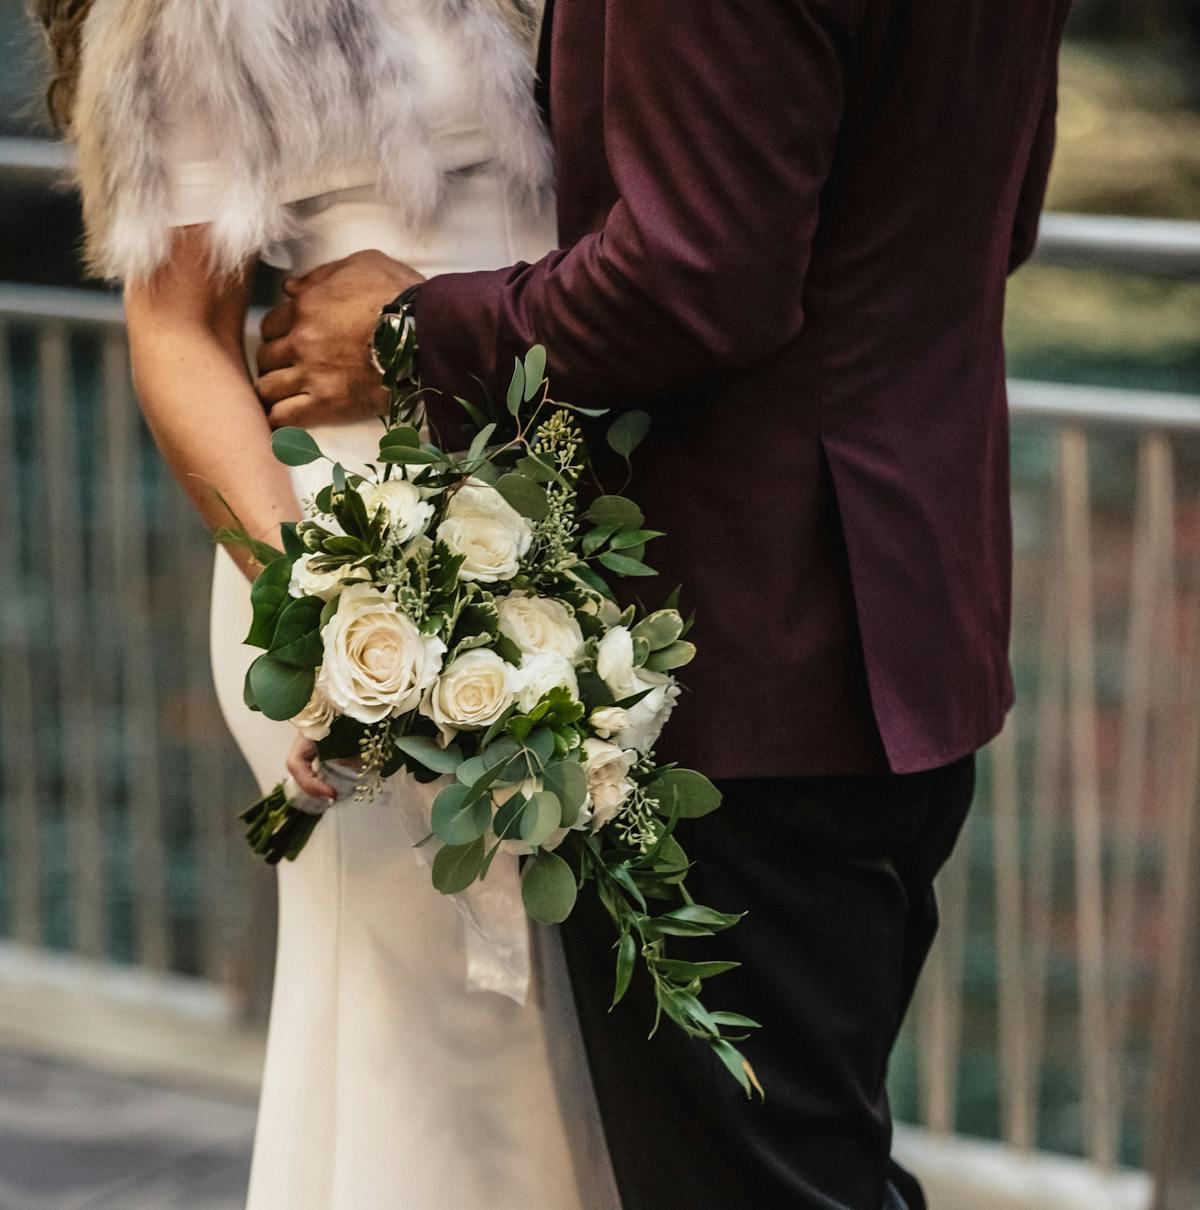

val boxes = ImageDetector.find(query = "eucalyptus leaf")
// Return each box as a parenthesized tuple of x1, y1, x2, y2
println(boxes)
(432, 838, 486, 895)
(607, 410, 651, 459)
(394, 735, 463, 775)
(378, 446, 442, 465)
(379, 425, 421, 450)
(646, 769, 723, 819)
(467, 422, 498, 465)
(542, 761, 588, 828)
(494, 473, 549, 521)
(521, 851, 577, 924)
(244, 557, 294, 649)
(431, 783, 492, 846)
(271, 427, 324, 466)
(506, 358, 525, 416)
(586, 495, 644, 529)
(522, 345, 547, 402)
(520, 790, 563, 845)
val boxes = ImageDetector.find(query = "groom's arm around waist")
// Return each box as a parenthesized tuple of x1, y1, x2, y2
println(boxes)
(414, 0, 858, 411)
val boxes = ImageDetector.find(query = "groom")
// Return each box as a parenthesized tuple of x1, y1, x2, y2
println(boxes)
(256, 1, 1070, 1206)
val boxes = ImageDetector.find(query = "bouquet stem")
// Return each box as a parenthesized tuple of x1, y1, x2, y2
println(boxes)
(240, 784, 322, 865)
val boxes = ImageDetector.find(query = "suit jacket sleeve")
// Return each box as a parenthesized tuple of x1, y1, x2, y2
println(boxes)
(412, 0, 858, 412)
(1009, 67, 1059, 274)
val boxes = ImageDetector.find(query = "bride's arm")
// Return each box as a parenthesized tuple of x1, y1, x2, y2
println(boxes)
(125, 227, 302, 582)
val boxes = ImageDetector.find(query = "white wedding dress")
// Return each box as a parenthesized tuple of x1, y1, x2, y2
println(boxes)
(159, 15, 620, 1210)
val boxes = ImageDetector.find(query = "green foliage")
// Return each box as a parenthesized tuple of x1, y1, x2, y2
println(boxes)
(521, 851, 577, 923)
(271, 427, 324, 466)
(646, 769, 723, 819)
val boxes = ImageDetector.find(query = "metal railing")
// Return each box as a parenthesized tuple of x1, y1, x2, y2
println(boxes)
(2, 135, 1200, 1205)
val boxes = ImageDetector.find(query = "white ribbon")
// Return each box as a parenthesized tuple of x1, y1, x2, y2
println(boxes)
(283, 760, 532, 1006)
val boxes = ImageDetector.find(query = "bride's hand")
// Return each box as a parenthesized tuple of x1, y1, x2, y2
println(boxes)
(256, 250, 424, 430)
(286, 735, 339, 802)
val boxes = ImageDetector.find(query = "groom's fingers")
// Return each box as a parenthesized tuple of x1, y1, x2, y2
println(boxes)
(259, 299, 296, 345)
(257, 366, 305, 405)
(255, 336, 294, 376)
(265, 394, 316, 430)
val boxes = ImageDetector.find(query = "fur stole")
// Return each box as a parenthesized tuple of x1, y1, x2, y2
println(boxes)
(73, 0, 551, 281)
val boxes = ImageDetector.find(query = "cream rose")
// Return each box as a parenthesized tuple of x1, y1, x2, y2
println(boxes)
(513, 652, 579, 714)
(595, 626, 680, 753)
(589, 705, 631, 739)
(289, 553, 366, 601)
(437, 480, 533, 582)
(320, 584, 445, 724)
(497, 593, 585, 664)
(422, 649, 516, 743)
(358, 478, 434, 544)
(581, 738, 637, 831)
(290, 675, 337, 741)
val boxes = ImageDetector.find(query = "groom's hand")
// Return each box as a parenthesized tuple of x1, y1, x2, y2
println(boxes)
(255, 250, 424, 428)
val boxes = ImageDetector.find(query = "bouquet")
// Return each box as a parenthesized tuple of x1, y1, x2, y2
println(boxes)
(219, 346, 762, 1097)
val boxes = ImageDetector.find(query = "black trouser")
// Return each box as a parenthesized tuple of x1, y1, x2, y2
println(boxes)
(560, 756, 976, 1210)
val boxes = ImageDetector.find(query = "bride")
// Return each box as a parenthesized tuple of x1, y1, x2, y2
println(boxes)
(29, 1, 618, 1206)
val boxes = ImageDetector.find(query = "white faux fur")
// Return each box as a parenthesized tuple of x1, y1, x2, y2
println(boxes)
(72, 0, 551, 281)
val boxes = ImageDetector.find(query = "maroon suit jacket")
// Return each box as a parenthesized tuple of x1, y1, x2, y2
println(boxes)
(414, 0, 1071, 778)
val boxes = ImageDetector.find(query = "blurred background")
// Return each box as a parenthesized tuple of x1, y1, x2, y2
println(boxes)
(1, 1, 1200, 1208)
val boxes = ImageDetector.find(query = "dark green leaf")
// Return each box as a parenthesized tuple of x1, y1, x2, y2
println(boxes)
(612, 931, 637, 1007)
(586, 495, 644, 529)
(247, 654, 315, 721)
(521, 851, 577, 923)
(432, 838, 486, 895)
(494, 473, 549, 521)
(709, 1011, 762, 1030)
(394, 735, 463, 775)
(245, 557, 294, 649)
(455, 395, 492, 432)
(599, 551, 657, 578)
(467, 422, 498, 465)
(571, 563, 616, 602)
(432, 783, 492, 845)
(646, 769, 723, 819)
(506, 358, 525, 416)
(379, 425, 421, 450)
(542, 761, 588, 828)
(269, 596, 325, 668)
(653, 959, 741, 983)
(609, 528, 665, 551)
(378, 446, 442, 465)
(520, 790, 562, 845)
(524, 726, 556, 769)
(271, 427, 323, 466)
(607, 410, 651, 459)
(583, 522, 618, 557)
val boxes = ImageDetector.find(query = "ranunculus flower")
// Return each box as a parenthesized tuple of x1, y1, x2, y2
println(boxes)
(595, 626, 680, 753)
(421, 648, 516, 743)
(289, 553, 366, 601)
(581, 738, 637, 831)
(513, 652, 579, 714)
(437, 479, 533, 582)
(290, 674, 337, 741)
(358, 478, 434, 544)
(320, 584, 445, 724)
(498, 592, 585, 664)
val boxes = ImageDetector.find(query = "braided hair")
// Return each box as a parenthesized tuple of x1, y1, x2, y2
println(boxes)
(26, 0, 97, 129)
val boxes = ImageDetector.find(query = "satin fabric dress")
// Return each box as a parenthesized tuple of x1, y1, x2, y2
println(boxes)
(168, 17, 618, 1210)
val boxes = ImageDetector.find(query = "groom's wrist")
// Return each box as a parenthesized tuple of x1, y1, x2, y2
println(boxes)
(370, 284, 423, 389)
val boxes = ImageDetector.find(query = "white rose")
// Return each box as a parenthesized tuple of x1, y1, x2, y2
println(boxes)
(595, 627, 680, 752)
(513, 652, 579, 714)
(589, 705, 631, 739)
(498, 593, 585, 664)
(289, 553, 366, 601)
(421, 649, 516, 744)
(357, 479, 434, 544)
(437, 480, 533, 582)
(616, 673, 680, 754)
(290, 674, 337, 741)
(581, 738, 637, 831)
(320, 584, 445, 724)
